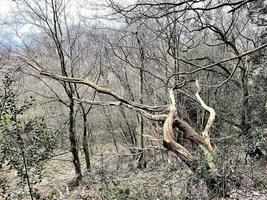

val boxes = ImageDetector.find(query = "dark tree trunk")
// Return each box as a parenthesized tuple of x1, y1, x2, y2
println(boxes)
(137, 68, 146, 169)
(69, 100, 82, 183)
(136, 31, 146, 169)
(74, 83, 92, 172)
(137, 113, 146, 168)
(241, 67, 251, 135)
(82, 114, 91, 171)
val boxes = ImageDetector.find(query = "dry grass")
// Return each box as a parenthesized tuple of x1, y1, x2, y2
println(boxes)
(2, 142, 267, 200)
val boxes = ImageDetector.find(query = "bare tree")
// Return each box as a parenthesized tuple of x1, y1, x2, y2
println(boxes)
(11, 0, 100, 183)
(3, 0, 266, 198)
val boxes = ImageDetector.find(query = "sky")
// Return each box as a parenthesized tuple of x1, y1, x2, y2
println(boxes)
(0, 0, 14, 47)
(0, 0, 134, 48)
(0, 0, 127, 27)
(0, 0, 93, 47)
(0, 0, 11, 18)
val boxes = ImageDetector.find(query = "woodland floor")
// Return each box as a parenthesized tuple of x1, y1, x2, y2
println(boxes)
(29, 142, 267, 200)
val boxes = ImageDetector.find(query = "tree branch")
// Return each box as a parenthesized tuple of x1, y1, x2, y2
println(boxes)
(195, 80, 217, 171)
(169, 43, 267, 80)
(163, 88, 194, 168)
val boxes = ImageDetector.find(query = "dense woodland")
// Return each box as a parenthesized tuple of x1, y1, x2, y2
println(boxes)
(0, 0, 267, 199)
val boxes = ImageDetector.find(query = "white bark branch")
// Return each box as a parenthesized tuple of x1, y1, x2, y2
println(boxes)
(195, 80, 216, 138)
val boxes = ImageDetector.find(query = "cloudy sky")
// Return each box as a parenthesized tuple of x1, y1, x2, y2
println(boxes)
(0, 0, 134, 47)
(0, 0, 11, 16)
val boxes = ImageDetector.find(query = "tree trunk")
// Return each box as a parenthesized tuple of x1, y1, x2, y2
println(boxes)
(136, 31, 146, 169)
(137, 113, 146, 168)
(82, 114, 91, 171)
(137, 57, 146, 169)
(240, 64, 251, 135)
(69, 100, 82, 183)
(164, 86, 231, 198)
